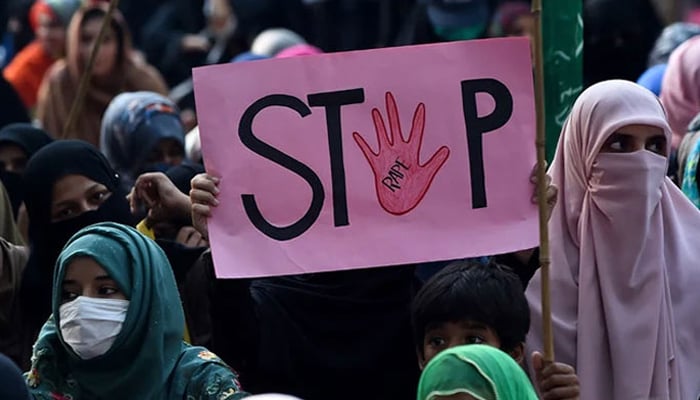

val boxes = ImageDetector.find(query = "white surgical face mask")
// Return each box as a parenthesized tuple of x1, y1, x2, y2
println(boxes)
(59, 296, 129, 360)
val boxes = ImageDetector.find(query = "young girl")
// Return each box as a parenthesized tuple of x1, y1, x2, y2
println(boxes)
(26, 222, 246, 399)
(417, 344, 538, 400)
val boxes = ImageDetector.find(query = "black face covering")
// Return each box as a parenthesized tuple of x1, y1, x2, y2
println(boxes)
(19, 141, 135, 336)
(33, 191, 136, 265)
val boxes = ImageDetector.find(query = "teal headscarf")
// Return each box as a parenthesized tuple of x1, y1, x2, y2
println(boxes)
(26, 222, 244, 400)
(417, 345, 538, 400)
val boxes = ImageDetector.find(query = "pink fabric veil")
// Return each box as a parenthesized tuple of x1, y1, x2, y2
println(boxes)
(526, 80, 700, 400)
(661, 36, 700, 150)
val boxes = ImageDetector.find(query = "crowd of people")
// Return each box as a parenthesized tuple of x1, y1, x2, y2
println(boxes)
(0, 0, 700, 399)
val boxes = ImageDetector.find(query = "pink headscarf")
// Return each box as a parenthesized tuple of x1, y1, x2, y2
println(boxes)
(660, 36, 700, 150)
(275, 44, 323, 59)
(526, 80, 700, 400)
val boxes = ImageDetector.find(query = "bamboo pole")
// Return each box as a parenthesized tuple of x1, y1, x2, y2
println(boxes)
(531, 0, 554, 363)
(62, 0, 121, 138)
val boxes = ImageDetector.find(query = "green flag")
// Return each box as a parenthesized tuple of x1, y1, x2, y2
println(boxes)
(542, 0, 583, 161)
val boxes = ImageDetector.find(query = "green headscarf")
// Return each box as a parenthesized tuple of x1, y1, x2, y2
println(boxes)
(26, 222, 244, 400)
(417, 345, 538, 400)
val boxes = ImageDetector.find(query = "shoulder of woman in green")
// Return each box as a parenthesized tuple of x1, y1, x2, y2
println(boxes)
(180, 346, 250, 399)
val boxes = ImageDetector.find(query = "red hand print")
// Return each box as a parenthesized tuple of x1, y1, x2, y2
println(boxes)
(353, 92, 450, 215)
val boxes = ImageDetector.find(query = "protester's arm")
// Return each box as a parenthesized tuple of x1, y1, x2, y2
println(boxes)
(188, 176, 262, 377)
(129, 172, 192, 227)
(531, 351, 580, 400)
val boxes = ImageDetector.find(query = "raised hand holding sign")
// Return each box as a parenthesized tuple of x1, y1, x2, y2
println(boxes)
(353, 92, 450, 215)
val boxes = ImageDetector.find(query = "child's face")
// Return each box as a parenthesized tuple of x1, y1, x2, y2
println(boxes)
(419, 320, 501, 369)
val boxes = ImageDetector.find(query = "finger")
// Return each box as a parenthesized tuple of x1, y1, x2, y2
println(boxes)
(127, 189, 138, 213)
(408, 102, 426, 145)
(190, 189, 219, 206)
(546, 185, 558, 204)
(147, 207, 161, 223)
(371, 108, 391, 149)
(186, 230, 203, 247)
(541, 361, 576, 377)
(191, 176, 220, 193)
(175, 227, 193, 243)
(191, 174, 220, 194)
(137, 185, 157, 208)
(532, 185, 558, 205)
(540, 382, 580, 400)
(385, 91, 402, 143)
(423, 146, 450, 178)
(530, 162, 550, 182)
(353, 131, 378, 159)
(192, 203, 213, 218)
(531, 352, 544, 381)
(539, 373, 579, 392)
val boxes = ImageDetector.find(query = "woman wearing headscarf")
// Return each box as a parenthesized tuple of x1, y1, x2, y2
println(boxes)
(16, 140, 136, 370)
(660, 36, 700, 151)
(25, 222, 247, 399)
(635, 21, 700, 96)
(526, 80, 700, 399)
(648, 22, 700, 67)
(36, 3, 167, 144)
(0, 123, 53, 217)
(251, 28, 307, 57)
(101, 91, 186, 191)
(2, 0, 81, 110)
(417, 344, 538, 400)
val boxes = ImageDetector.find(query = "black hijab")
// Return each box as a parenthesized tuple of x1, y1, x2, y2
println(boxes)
(583, 0, 662, 86)
(19, 141, 135, 337)
(0, 75, 30, 130)
(0, 123, 53, 216)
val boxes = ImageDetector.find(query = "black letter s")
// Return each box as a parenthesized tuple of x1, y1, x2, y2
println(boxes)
(239, 95, 324, 241)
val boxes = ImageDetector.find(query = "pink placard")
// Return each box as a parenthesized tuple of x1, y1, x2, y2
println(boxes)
(193, 38, 538, 278)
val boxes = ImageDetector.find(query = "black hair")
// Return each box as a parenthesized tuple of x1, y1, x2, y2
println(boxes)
(411, 260, 530, 356)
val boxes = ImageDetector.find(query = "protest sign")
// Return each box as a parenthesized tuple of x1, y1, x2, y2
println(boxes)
(193, 38, 538, 278)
